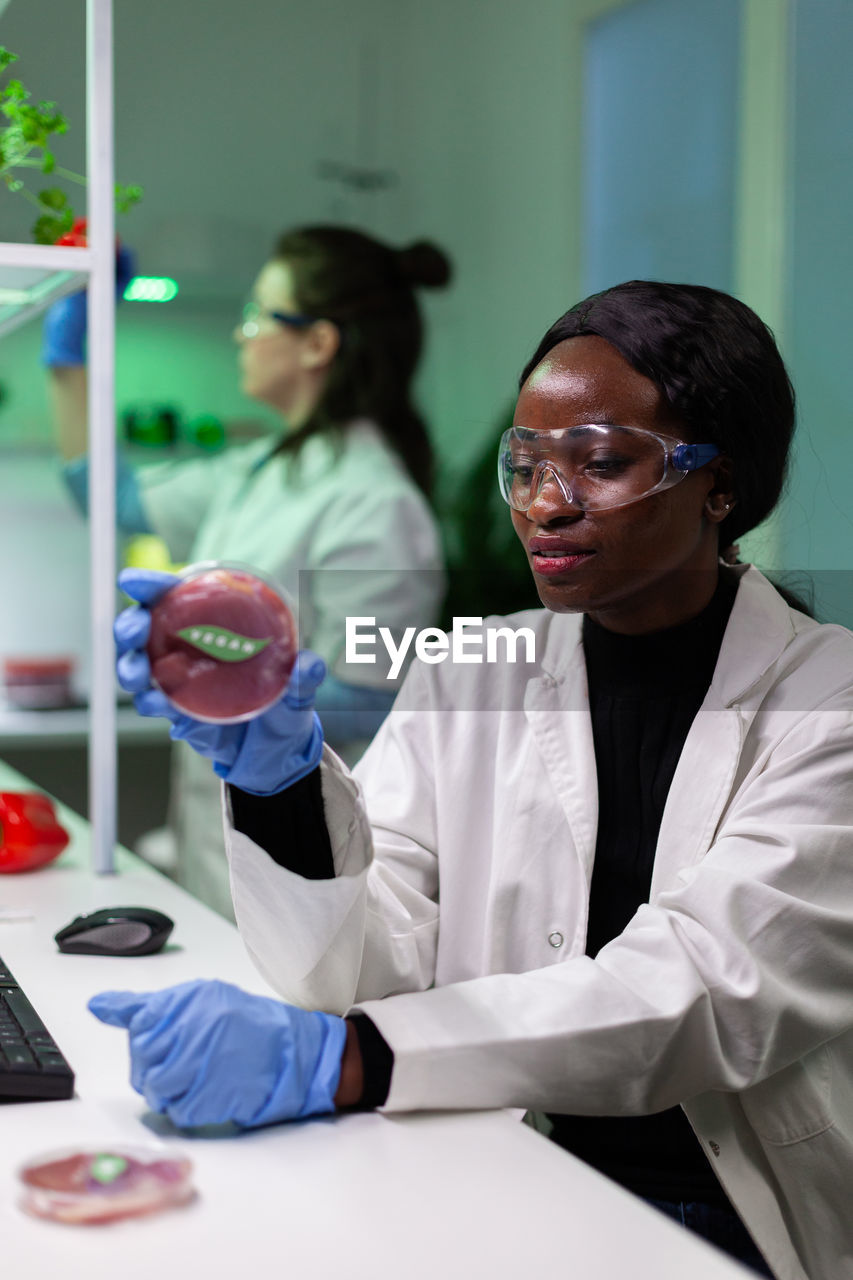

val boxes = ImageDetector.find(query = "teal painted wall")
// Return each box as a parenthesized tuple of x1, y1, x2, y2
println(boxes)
(783, 0, 853, 622)
(583, 0, 740, 295)
(580, 0, 853, 622)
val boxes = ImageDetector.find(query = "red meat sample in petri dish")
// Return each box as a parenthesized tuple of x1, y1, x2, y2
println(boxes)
(18, 1147, 195, 1225)
(146, 563, 298, 723)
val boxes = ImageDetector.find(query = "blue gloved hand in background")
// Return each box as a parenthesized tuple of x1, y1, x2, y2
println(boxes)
(88, 980, 347, 1129)
(41, 244, 136, 366)
(115, 568, 325, 795)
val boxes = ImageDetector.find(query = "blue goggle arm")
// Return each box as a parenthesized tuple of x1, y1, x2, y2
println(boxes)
(671, 443, 719, 472)
(270, 309, 316, 328)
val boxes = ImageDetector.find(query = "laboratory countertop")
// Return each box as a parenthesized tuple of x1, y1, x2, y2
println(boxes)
(0, 761, 750, 1280)
(0, 703, 168, 748)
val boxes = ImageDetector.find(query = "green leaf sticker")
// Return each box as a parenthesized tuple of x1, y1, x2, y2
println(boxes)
(177, 625, 272, 663)
(90, 1154, 129, 1185)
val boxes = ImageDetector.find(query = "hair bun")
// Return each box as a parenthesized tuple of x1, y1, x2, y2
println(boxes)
(396, 240, 453, 289)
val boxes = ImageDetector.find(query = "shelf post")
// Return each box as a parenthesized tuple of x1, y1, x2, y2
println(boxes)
(86, 0, 117, 873)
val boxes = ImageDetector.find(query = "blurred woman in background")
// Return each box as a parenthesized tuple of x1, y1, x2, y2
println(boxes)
(44, 224, 450, 917)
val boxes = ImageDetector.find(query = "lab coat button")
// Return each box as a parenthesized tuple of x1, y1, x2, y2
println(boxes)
(709, 1141, 721, 1157)
(548, 931, 564, 949)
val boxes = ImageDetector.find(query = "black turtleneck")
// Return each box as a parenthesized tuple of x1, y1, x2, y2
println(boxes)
(546, 567, 739, 1203)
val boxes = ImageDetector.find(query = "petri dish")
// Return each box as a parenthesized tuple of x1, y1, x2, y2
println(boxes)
(18, 1146, 195, 1225)
(146, 561, 298, 723)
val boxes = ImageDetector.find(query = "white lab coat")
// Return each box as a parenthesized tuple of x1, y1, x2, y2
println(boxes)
(225, 564, 853, 1280)
(137, 421, 444, 917)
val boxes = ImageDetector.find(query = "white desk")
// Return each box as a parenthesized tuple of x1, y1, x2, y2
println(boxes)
(0, 762, 751, 1280)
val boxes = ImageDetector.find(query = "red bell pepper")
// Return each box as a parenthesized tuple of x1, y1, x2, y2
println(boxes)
(0, 792, 70, 874)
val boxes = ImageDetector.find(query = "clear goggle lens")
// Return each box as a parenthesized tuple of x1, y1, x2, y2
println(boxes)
(498, 425, 718, 514)
(241, 302, 273, 339)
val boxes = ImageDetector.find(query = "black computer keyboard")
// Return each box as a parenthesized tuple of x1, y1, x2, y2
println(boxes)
(0, 956, 75, 1100)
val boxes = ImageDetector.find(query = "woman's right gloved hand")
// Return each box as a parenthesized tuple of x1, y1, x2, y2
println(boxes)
(88, 980, 347, 1129)
(114, 569, 326, 796)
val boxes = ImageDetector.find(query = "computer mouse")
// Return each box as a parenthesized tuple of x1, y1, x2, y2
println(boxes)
(54, 907, 174, 957)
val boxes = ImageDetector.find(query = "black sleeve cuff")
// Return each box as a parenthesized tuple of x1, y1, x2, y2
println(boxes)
(228, 768, 335, 879)
(345, 1012, 394, 1110)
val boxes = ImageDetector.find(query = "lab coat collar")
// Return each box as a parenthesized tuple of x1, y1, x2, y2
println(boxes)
(534, 564, 795, 709)
(522, 564, 796, 891)
(707, 564, 796, 707)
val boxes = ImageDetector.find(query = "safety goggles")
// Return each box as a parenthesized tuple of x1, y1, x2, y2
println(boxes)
(498, 425, 720, 514)
(240, 301, 317, 339)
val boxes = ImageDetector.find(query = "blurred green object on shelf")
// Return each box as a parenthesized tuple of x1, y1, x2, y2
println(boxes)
(184, 415, 225, 451)
(122, 405, 179, 448)
(120, 405, 226, 452)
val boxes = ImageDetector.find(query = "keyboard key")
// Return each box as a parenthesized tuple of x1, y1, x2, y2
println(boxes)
(5, 990, 48, 1038)
(2, 1043, 35, 1067)
(34, 1044, 66, 1063)
(0, 955, 74, 1101)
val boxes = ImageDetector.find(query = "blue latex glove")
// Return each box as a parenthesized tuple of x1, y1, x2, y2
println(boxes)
(88, 980, 347, 1129)
(115, 568, 325, 795)
(41, 244, 136, 366)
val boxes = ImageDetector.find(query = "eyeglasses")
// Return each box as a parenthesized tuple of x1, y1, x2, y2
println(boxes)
(240, 301, 316, 339)
(498, 424, 720, 515)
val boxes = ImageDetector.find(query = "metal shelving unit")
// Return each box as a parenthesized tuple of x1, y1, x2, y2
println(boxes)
(0, 0, 117, 873)
(0, 253, 91, 339)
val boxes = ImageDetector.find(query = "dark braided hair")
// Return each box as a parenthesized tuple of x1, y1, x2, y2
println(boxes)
(273, 225, 452, 498)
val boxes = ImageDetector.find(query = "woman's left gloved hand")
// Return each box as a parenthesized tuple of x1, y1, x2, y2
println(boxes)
(88, 980, 347, 1129)
(115, 568, 325, 795)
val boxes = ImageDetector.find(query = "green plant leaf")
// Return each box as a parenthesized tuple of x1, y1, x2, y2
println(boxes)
(1, 44, 140, 243)
(32, 207, 73, 244)
(115, 181, 143, 213)
(37, 185, 68, 210)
